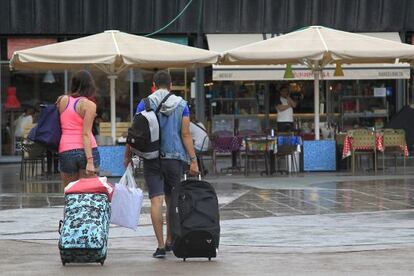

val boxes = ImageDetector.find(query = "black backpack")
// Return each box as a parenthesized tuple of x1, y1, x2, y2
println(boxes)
(127, 94, 171, 159)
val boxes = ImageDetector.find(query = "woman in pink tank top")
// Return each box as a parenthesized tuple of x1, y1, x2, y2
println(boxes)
(57, 70, 99, 186)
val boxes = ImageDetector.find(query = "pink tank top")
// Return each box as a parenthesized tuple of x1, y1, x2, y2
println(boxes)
(59, 96, 97, 153)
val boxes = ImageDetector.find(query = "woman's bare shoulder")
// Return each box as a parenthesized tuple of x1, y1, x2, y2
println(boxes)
(57, 95, 69, 112)
(78, 98, 96, 111)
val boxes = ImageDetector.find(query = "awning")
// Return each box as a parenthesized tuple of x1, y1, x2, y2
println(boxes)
(207, 33, 411, 81)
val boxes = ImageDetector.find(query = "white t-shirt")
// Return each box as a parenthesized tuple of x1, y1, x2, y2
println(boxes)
(277, 97, 293, 122)
(14, 114, 33, 138)
(190, 122, 209, 152)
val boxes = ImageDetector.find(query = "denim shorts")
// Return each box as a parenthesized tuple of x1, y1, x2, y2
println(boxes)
(59, 148, 100, 174)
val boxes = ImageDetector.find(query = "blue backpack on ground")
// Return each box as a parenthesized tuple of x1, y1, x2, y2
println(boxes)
(28, 104, 61, 151)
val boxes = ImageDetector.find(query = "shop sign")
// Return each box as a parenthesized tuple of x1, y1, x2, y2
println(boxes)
(7, 38, 57, 59)
(213, 65, 410, 81)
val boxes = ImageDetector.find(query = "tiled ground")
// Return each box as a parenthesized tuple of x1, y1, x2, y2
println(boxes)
(219, 179, 414, 219)
(2, 164, 414, 222)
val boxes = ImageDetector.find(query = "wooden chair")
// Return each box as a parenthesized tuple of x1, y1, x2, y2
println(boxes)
(20, 141, 47, 180)
(351, 129, 377, 174)
(212, 115, 235, 136)
(15, 123, 36, 154)
(274, 132, 300, 175)
(211, 135, 243, 175)
(336, 132, 350, 170)
(211, 116, 235, 175)
(381, 129, 406, 172)
(19, 123, 46, 180)
(238, 116, 262, 137)
(244, 136, 271, 176)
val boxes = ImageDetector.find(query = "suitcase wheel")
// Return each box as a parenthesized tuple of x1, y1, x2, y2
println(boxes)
(61, 260, 66, 266)
(100, 259, 105, 266)
(208, 257, 211, 261)
(183, 258, 186, 262)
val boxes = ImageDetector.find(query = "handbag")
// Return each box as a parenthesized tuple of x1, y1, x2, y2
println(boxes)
(27, 104, 61, 151)
(110, 164, 143, 231)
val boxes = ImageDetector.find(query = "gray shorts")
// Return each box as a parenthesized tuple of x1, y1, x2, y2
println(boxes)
(143, 159, 184, 199)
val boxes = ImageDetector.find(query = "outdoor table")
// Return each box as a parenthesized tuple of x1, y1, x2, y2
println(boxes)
(212, 135, 244, 173)
(342, 133, 409, 159)
(246, 135, 302, 175)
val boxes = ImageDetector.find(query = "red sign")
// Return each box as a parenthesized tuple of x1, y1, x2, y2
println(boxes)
(7, 38, 57, 59)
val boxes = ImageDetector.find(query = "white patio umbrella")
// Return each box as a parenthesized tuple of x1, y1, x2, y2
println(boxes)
(222, 26, 414, 139)
(10, 30, 220, 143)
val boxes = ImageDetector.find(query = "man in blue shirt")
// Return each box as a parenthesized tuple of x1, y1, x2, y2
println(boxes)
(124, 70, 198, 258)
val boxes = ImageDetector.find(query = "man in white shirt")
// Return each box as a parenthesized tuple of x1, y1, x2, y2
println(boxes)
(190, 120, 209, 152)
(276, 85, 297, 132)
(14, 108, 34, 138)
(189, 115, 210, 175)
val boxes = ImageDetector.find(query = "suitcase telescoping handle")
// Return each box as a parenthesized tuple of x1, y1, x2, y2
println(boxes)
(183, 172, 202, 181)
(58, 220, 63, 234)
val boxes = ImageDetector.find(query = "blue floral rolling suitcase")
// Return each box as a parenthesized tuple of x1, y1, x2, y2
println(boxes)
(58, 193, 110, 266)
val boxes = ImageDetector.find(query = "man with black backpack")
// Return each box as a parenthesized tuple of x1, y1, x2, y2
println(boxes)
(124, 70, 199, 259)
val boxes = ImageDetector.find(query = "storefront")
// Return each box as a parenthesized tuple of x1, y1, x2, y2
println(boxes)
(0, 36, 194, 158)
(206, 33, 411, 134)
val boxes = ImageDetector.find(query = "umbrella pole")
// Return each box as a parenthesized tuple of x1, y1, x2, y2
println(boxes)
(108, 75, 118, 145)
(265, 82, 270, 130)
(129, 69, 134, 122)
(314, 70, 320, 140)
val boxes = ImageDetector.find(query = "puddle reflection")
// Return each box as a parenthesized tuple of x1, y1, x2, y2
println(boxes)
(220, 179, 414, 220)
(2, 174, 414, 219)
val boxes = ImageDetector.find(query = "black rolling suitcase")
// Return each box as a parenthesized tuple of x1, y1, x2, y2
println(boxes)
(169, 174, 220, 261)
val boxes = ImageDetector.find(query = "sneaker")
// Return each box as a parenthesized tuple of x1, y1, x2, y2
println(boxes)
(165, 243, 172, 252)
(153, 248, 166, 258)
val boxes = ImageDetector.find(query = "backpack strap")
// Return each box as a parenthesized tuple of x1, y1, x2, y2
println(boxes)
(193, 121, 208, 134)
(143, 98, 152, 112)
(155, 93, 173, 113)
(154, 93, 172, 166)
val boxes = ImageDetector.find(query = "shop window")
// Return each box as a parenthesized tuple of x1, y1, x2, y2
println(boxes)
(168, 68, 188, 100)
(330, 80, 397, 131)
(1, 65, 65, 156)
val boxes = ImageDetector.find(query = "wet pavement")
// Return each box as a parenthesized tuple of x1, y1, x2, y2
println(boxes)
(2, 164, 414, 218)
(220, 179, 414, 219)
(2, 163, 414, 274)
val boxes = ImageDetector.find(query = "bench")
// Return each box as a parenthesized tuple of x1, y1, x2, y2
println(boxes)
(98, 122, 131, 144)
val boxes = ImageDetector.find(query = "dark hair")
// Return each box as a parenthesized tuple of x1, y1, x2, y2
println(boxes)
(153, 70, 171, 89)
(280, 85, 289, 92)
(70, 70, 96, 98)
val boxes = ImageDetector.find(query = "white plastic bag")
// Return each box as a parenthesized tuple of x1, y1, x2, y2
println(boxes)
(110, 164, 143, 230)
